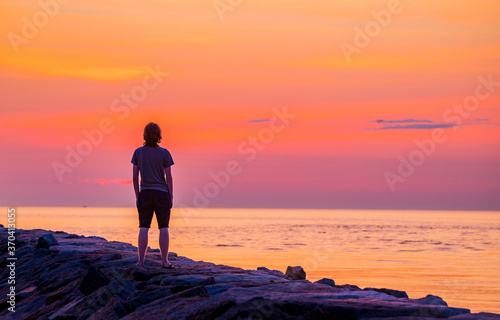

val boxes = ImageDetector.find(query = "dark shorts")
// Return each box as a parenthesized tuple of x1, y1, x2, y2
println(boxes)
(136, 189, 172, 229)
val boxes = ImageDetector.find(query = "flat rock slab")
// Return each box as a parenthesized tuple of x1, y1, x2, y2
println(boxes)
(0, 227, 498, 320)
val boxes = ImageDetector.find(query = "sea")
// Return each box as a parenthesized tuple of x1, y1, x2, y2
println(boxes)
(6, 207, 500, 314)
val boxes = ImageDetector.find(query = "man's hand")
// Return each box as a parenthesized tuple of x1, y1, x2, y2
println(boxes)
(165, 165, 173, 209)
(133, 164, 140, 205)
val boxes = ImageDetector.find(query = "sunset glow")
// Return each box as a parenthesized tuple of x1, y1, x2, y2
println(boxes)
(1, 0, 499, 209)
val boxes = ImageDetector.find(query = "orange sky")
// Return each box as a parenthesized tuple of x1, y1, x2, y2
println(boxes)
(1, 0, 499, 209)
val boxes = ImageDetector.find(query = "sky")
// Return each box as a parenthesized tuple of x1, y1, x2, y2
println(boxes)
(1, 0, 499, 210)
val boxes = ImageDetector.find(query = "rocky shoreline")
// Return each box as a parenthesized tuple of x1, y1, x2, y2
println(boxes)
(1, 227, 499, 320)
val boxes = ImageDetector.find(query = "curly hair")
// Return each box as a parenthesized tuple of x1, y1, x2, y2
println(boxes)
(143, 122, 162, 147)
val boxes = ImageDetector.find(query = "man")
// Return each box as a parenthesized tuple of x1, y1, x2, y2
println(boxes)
(131, 122, 174, 268)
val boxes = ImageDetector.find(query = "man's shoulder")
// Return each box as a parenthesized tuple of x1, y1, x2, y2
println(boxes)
(158, 146, 171, 154)
(133, 146, 147, 153)
(134, 145, 171, 155)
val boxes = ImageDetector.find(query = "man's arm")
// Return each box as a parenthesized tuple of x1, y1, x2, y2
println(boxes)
(133, 164, 140, 200)
(165, 166, 173, 204)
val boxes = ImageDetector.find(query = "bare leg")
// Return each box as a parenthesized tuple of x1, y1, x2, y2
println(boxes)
(137, 227, 149, 265)
(159, 227, 170, 267)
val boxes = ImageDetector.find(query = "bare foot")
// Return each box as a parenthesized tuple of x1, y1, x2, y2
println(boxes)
(161, 262, 173, 269)
(136, 261, 145, 266)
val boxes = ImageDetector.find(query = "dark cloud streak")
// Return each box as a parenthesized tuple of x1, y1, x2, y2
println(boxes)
(247, 119, 271, 123)
(372, 119, 434, 124)
(369, 123, 456, 130)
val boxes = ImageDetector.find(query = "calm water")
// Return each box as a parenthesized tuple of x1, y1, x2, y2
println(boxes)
(6, 207, 500, 313)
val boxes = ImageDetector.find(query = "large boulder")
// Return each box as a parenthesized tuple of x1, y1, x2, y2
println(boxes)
(315, 278, 336, 287)
(285, 266, 306, 280)
(364, 287, 409, 298)
(78, 266, 110, 295)
(36, 233, 59, 249)
(413, 294, 448, 306)
(257, 267, 290, 280)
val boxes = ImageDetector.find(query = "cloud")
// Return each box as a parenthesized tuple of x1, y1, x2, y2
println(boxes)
(112, 179, 133, 186)
(369, 123, 457, 130)
(367, 118, 457, 130)
(95, 179, 111, 185)
(474, 118, 490, 122)
(372, 119, 434, 124)
(95, 179, 132, 186)
(247, 119, 271, 123)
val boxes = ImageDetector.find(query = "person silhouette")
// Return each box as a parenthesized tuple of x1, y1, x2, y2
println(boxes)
(131, 122, 174, 268)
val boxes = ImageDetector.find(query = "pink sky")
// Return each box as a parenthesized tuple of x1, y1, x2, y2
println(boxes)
(1, 0, 499, 209)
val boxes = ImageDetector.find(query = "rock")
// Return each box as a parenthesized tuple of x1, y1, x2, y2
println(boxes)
(121, 296, 209, 319)
(159, 274, 206, 286)
(88, 295, 128, 320)
(285, 266, 306, 280)
(216, 297, 295, 320)
(217, 280, 337, 304)
(97, 252, 122, 262)
(197, 276, 216, 286)
(159, 274, 216, 287)
(212, 272, 290, 285)
(257, 266, 290, 280)
(315, 277, 336, 287)
(78, 266, 109, 295)
(364, 287, 409, 298)
(126, 287, 172, 311)
(53, 315, 77, 320)
(123, 284, 209, 318)
(88, 235, 107, 241)
(188, 298, 237, 319)
(106, 278, 137, 301)
(37, 258, 91, 294)
(49, 282, 120, 319)
(94, 256, 139, 269)
(64, 234, 81, 239)
(167, 285, 201, 294)
(36, 233, 59, 249)
(45, 286, 74, 305)
(169, 285, 209, 299)
(217, 292, 471, 320)
(337, 284, 362, 291)
(18, 285, 37, 300)
(413, 294, 448, 306)
(1, 294, 48, 319)
(205, 284, 239, 297)
(122, 265, 166, 282)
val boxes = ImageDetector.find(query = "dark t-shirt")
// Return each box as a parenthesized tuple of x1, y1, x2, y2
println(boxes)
(131, 145, 174, 193)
